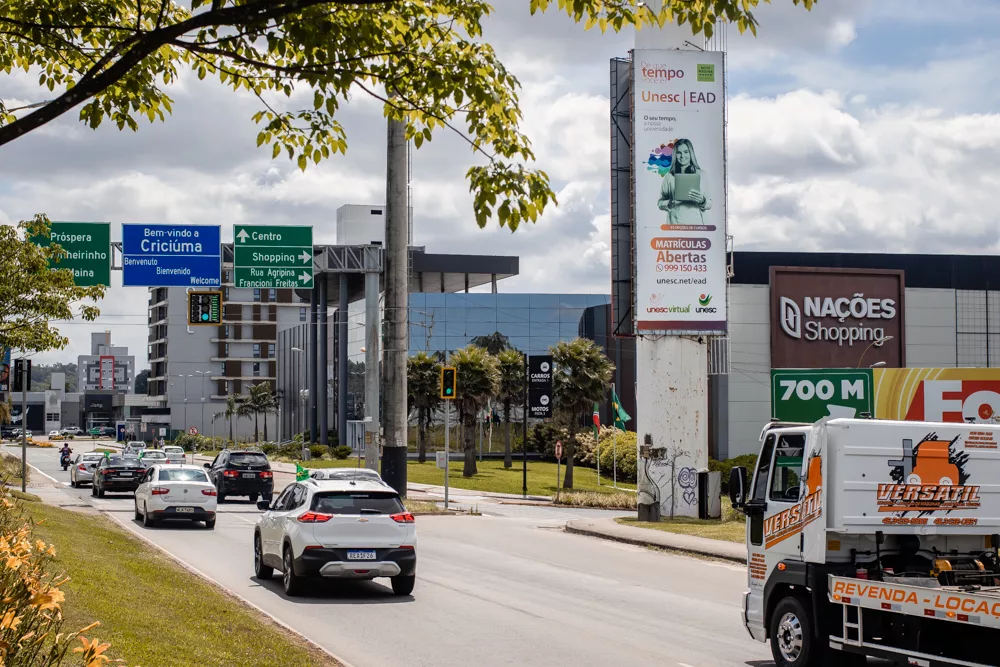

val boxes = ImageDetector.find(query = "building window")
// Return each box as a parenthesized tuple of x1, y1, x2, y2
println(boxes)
(268, 289, 277, 301)
(253, 343, 261, 358)
(253, 362, 260, 377)
(224, 269, 232, 283)
(224, 343, 229, 357)
(224, 325, 230, 338)
(300, 307, 307, 322)
(224, 287, 230, 301)
(253, 288, 261, 302)
(268, 343, 275, 358)
(46, 413, 59, 421)
(227, 381, 234, 395)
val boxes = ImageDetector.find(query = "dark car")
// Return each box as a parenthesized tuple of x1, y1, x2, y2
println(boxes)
(92, 455, 147, 498)
(205, 450, 273, 503)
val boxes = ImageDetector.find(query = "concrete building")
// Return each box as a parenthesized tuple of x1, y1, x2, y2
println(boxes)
(78, 331, 135, 393)
(335, 204, 412, 246)
(719, 251, 1000, 459)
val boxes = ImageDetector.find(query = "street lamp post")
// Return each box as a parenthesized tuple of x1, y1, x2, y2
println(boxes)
(291, 347, 303, 449)
(857, 336, 894, 368)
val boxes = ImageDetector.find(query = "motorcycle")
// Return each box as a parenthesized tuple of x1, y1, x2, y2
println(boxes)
(60, 452, 71, 471)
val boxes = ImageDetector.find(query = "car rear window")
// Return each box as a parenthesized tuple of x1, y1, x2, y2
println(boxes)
(158, 469, 209, 483)
(82, 454, 104, 462)
(311, 492, 404, 515)
(229, 453, 268, 467)
(164, 448, 183, 455)
(105, 456, 142, 467)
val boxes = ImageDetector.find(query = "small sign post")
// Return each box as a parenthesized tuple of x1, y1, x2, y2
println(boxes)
(188, 426, 198, 436)
(555, 440, 563, 501)
(440, 366, 457, 510)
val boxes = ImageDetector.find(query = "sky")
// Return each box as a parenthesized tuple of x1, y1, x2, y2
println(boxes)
(4, 0, 1000, 367)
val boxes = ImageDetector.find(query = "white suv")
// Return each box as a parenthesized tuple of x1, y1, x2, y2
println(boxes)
(253, 478, 417, 597)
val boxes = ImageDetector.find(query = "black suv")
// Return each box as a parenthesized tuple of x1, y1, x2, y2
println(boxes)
(205, 450, 273, 503)
(92, 455, 147, 497)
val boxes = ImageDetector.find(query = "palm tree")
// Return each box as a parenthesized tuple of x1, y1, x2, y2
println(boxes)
(470, 332, 512, 355)
(496, 349, 524, 468)
(407, 352, 442, 463)
(213, 393, 248, 446)
(450, 345, 499, 477)
(551, 338, 614, 489)
(246, 382, 279, 443)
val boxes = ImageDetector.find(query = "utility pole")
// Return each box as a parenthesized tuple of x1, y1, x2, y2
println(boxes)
(381, 116, 409, 496)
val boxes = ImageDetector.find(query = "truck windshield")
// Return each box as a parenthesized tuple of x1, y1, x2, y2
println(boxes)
(751, 434, 776, 503)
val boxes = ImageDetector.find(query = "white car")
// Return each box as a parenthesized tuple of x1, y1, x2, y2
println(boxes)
(134, 465, 218, 529)
(48, 431, 61, 439)
(61, 427, 83, 436)
(253, 478, 416, 597)
(138, 450, 168, 466)
(163, 446, 186, 464)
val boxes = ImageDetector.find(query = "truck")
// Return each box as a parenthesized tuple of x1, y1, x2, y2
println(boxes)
(729, 417, 1000, 667)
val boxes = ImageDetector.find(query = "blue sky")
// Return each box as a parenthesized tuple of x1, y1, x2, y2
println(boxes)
(2, 1, 999, 364)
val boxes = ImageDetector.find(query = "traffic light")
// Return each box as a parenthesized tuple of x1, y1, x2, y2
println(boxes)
(188, 291, 223, 325)
(12, 359, 30, 393)
(440, 366, 457, 400)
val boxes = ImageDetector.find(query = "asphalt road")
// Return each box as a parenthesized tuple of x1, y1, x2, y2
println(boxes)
(7, 442, 773, 667)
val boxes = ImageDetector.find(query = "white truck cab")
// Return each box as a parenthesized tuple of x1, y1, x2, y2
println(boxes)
(730, 417, 1000, 667)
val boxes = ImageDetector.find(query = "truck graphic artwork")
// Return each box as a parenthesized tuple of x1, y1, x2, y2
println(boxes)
(763, 456, 823, 549)
(878, 433, 979, 514)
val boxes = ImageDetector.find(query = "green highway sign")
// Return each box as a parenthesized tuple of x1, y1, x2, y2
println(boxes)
(771, 369, 874, 423)
(233, 224, 313, 288)
(33, 222, 111, 287)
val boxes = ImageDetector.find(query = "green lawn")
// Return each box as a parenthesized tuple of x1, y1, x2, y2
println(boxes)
(300, 458, 635, 497)
(615, 499, 746, 544)
(26, 503, 335, 667)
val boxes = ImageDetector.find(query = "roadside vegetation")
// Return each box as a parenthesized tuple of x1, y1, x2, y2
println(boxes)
(615, 499, 746, 544)
(27, 503, 337, 666)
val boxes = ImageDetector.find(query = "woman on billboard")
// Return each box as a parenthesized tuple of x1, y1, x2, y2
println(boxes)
(657, 138, 711, 226)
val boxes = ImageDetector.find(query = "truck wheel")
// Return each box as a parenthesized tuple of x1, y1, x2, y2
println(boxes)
(770, 596, 820, 667)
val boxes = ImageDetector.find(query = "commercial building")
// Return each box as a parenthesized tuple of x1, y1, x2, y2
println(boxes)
(720, 251, 1000, 459)
(78, 331, 135, 393)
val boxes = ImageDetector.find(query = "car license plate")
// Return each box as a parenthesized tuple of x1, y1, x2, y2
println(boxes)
(175, 507, 194, 513)
(118, 472, 132, 477)
(242, 473, 256, 479)
(347, 550, 377, 560)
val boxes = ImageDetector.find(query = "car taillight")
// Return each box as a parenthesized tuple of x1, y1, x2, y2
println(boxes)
(297, 512, 333, 523)
(151, 487, 169, 496)
(201, 488, 217, 496)
(391, 512, 415, 524)
(260, 471, 273, 479)
(223, 470, 239, 478)
(77, 464, 86, 471)
(102, 469, 115, 476)
(399, 545, 415, 550)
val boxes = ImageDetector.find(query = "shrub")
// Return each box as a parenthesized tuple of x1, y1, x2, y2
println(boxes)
(260, 442, 277, 455)
(524, 422, 567, 456)
(308, 444, 327, 460)
(595, 430, 637, 483)
(710, 453, 759, 493)
(332, 445, 354, 460)
(554, 491, 637, 510)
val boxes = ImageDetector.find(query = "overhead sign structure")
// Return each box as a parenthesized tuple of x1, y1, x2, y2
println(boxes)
(122, 223, 221, 287)
(528, 355, 553, 419)
(32, 222, 111, 287)
(632, 49, 727, 334)
(188, 291, 223, 325)
(233, 224, 313, 289)
(771, 369, 873, 423)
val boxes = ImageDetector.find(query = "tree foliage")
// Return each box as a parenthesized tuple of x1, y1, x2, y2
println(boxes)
(0, 216, 104, 354)
(407, 352, 441, 463)
(470, 332, 512, 355)
(246, 382, 278, 442)
(551, 337, 613, 489)
(0, 1, 811, 231)
(449, 345, 499, 477)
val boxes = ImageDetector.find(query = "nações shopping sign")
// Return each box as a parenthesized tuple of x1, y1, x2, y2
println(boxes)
(632, 49, 727, 334)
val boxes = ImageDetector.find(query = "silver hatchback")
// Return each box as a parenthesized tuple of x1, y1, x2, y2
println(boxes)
(70, 452, 106, 487)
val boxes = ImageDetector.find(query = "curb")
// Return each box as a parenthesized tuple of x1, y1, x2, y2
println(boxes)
(564, 524, 747, 565)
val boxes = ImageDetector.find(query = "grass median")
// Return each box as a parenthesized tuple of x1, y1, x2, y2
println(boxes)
(26, 502, 336, 667)
(300, 458, 635, 497)
(614, 499, 746, 544)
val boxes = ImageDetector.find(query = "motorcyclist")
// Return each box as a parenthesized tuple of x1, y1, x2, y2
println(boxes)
(59, 443, 73, 466)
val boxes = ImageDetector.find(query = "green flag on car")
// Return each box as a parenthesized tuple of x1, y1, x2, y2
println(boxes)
(295, 463, 309, 481)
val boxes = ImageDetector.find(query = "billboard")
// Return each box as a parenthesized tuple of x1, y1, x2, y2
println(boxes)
(771, 267, 905, 369)
(874, 368, 1000, 424)
(632, 49, 726, 334)
(0, 347, 9, 393)
(771, 368, 1000, 425)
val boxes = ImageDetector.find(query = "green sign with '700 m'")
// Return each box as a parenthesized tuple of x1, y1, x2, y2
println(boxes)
(770, 369, 874, 424)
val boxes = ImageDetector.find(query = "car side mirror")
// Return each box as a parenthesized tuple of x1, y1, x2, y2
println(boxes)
(257, 500, 271, 511)
(729, 466, 749, 510)
(203, 463, 211, 469)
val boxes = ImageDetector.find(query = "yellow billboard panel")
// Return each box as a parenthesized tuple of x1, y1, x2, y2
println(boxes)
(874, 368, 1000, 424)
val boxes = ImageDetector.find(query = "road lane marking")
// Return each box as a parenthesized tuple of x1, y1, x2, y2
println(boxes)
(679, 663, 696, 667)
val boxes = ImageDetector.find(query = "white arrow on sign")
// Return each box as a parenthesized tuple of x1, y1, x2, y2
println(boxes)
(298, 272, 312, 283)
(299, 250, 311, 263)
(236, 229, 250, 243)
